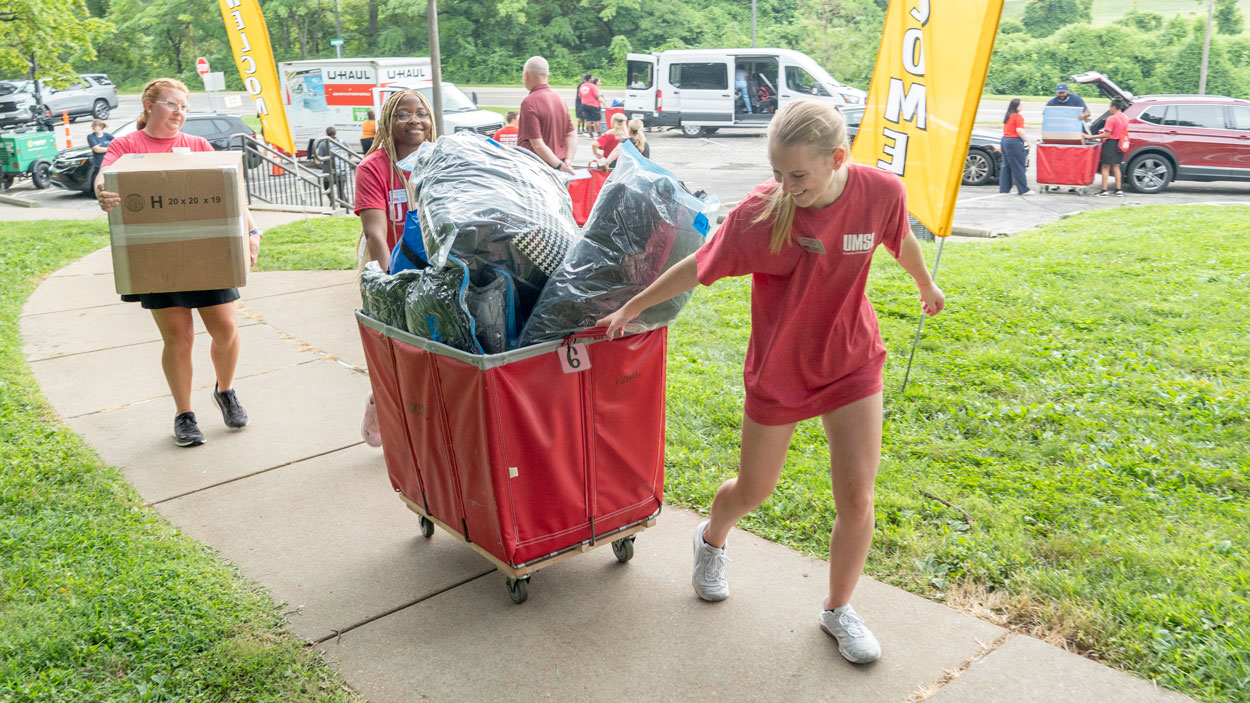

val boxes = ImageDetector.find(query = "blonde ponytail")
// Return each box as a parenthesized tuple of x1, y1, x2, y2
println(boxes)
(752, 99, 849, 254)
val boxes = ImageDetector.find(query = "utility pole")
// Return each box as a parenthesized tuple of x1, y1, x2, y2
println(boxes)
(1200, 0, 1214, 94)
(428, 0, 445, 137)
(333, 0, 344, 59)
(752, 0, 757, 47)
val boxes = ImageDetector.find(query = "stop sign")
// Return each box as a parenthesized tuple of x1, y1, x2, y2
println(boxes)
(195, 58, 210, 77)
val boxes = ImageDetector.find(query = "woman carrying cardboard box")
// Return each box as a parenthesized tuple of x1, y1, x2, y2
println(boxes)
(94, 78, 263, 448)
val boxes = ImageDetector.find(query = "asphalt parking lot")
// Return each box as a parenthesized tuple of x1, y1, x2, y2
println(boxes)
(4, 94, 1249, 234)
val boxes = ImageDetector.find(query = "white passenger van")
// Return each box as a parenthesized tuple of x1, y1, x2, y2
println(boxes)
(624, 48, 866, 136)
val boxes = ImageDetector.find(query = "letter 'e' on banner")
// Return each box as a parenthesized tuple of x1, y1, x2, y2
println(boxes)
(850, 0, 1004, 238)
(218, 0, 295, 154)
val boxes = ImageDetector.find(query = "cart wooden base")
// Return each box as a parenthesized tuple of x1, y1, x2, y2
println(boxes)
(400, 494, 658, 604)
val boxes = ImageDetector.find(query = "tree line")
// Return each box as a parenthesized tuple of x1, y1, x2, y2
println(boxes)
(1, 0, 1246, 102)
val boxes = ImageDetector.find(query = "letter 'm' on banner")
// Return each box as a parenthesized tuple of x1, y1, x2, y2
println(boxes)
(217, 0, 294, 154)
(851, 0, 1004, 238)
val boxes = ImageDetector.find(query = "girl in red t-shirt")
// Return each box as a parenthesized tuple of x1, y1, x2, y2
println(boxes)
(591, 112, 628, 165)
(599, 99, 944, 664)
(94, 78, 263, 448)
(354, 89, 438, 446)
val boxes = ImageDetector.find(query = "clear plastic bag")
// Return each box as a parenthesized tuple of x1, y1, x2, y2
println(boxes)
(518, 140, 718, 346)
(403, 259, 481, 354)
(359, 261, 422, 332)
(409, 132, 580, 317)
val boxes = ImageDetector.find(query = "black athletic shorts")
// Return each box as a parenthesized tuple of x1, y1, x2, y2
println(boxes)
(582, 105, 601, 122)
(1100, 139, 1124, 166)
(121, 288, 240, 310)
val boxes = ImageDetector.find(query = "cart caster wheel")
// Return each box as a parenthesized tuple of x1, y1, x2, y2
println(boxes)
(611, 536, 635, 563)
(506, 576, 530, 604)
(419, 516, 434, 539)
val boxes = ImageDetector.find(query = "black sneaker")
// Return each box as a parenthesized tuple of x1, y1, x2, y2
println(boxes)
(1096, 190, 1109, 197)
(213, 383, 249, 428)
(174, 412, 206, 447)
(1114, 189, 1124, 196)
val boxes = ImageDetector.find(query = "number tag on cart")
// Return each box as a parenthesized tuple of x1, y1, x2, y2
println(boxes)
(559, 343, 591, 374)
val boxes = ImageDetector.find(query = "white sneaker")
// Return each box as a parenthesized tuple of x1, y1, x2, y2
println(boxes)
(361, 393, 382, 448)
(692, 520, 730, 601)
(820, 603, 882, 664)
(1019, 190, 1037, 196)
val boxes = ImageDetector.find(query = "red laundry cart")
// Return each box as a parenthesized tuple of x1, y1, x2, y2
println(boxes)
(1037, 143, 1100, 195)
(356, 311, 666, 603)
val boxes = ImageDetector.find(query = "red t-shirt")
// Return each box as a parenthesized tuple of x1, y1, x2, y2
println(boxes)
(578, 82, 602, 108)
(695, 164, 910, 425)
(353, 148, 411, 250)
(493, 124, 519, 146)
(1104, 112, 1129, 140)
(1003, 112, 1025, 138)
(102, 130, 213, 167)
(518, 84, 575, 161)
(595, 132, 621, 160)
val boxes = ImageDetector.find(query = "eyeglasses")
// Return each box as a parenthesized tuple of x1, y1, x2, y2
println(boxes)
(394, 111, 431, 123)
(154, 100, 189, 113)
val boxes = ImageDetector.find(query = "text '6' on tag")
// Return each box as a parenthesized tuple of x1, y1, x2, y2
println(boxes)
(558, 343, 591, 374)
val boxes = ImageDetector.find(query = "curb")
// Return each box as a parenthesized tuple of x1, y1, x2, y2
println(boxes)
(0, 194, 40, 208)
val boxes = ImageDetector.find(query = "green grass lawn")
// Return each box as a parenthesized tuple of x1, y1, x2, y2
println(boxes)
(0, 221, 359, 702)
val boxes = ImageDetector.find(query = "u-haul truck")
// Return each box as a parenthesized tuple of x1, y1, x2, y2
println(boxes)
(278, 57, 431, 151)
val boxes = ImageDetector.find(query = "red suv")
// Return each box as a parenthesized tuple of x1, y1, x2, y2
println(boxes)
(1072, 71, 1250, 194)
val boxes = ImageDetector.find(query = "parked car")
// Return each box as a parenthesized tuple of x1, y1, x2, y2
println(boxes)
(50, 112, 259, 195)
(1071, 71, 1250, 194)
(0, 74, 118, 128)
(841, 106, 1014, 187)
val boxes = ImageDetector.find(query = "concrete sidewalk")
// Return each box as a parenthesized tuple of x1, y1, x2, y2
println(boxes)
(20, 248, 1194, 703)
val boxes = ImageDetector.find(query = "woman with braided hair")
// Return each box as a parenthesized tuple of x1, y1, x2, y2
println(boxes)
(354, 88, 437, 446)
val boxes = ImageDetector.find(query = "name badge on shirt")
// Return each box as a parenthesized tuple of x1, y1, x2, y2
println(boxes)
(390, 189, 407, 204)
(172, 146, 191, 154)
(796, 236, 827, 255)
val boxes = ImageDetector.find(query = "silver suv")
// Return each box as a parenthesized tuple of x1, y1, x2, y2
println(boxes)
(0, 74, 119, 127)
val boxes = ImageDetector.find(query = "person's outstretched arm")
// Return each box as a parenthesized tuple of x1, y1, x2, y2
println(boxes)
(597, 253, 700, 338)
(892, 232, 944, 316)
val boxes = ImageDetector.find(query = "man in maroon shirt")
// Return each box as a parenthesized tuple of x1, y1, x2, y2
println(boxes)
(517, 55, 576, 173)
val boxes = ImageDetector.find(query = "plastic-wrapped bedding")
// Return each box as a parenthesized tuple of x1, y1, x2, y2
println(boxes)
(359, 261, 422, 331)
(399, 260, 522, 355)
(409, 132, 579, 317)
(518, 140, 719, 346)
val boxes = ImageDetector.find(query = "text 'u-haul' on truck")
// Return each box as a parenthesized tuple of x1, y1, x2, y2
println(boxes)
(278, 57, 431, 151)
(625, 48, 867, 137)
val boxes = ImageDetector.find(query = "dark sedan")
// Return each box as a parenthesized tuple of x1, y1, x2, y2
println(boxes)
(50, 113, 258, 194)
(841, 106, 1013, 187)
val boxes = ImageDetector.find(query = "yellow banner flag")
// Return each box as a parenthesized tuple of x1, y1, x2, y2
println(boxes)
(850, 0, 1003, 237)
(218, 0, 294, 154)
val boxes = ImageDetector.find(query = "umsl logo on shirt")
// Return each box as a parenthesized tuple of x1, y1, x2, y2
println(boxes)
(842, 233, 876, 254)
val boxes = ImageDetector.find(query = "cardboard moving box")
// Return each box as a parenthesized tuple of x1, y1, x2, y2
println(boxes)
(104, 151, 248, 296)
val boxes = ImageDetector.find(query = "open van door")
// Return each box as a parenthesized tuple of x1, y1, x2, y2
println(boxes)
(626, 54, 662, 125)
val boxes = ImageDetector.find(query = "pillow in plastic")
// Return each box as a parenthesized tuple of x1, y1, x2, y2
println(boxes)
(359, 261, 422, 331)
(409, 132, 579, 316)
(518, 140, 718, 346)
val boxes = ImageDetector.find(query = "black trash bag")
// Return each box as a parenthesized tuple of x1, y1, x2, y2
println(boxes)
(409, 131, 579, 318)
(403, 259, 482, 354)
(359, 261, 421, 331)
(518, 140, 718, 346)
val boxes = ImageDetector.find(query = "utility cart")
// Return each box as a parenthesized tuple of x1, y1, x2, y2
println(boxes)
(1, 129, 56, 190)
(356, 312, 666, 604)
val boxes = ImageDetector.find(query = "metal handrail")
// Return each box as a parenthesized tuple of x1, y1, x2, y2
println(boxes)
(308, 136, 362, 210)
(228, 133, 335, 210)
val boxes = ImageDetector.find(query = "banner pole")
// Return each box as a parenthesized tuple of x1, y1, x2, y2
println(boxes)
(899, 235, 945, 396)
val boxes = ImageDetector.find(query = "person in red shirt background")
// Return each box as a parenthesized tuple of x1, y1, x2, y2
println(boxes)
(354, 88, 437, 446)
(998, 98, 1034, 196)
(493, 110, 519, 146)
(591, 112, 628, 165)
(578, 75, 603, 139)
(1095, 98, 1130, 196)
(598, 99, 944, 665)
